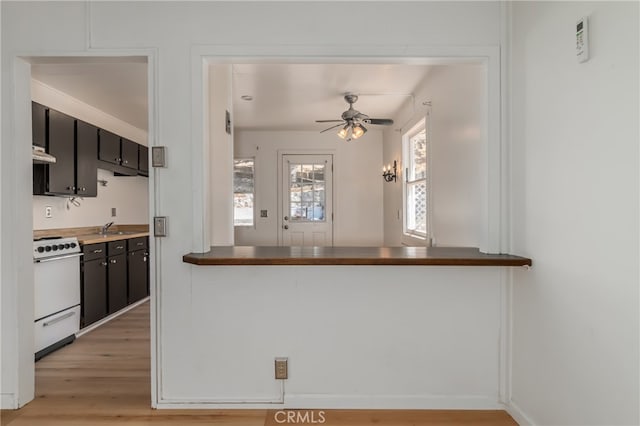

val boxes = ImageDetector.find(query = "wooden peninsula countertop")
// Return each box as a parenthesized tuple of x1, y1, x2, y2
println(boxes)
(183, 246, 532, 267)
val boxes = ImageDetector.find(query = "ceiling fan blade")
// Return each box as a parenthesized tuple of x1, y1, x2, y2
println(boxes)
(365, 118, 394, 126)
(320, 123, 345, 133)
(316, 119, 344, 123)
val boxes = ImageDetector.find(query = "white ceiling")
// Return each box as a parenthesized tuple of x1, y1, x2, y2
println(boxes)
(31, 57, 148, 130)
(231, 63, 431, 131)
(30, 59, 432, 134)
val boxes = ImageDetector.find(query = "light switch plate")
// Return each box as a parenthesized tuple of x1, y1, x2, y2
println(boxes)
(576, 16, 589, 63)
(45, 206, 52, 218)
(154, 216, 167, 237)
(152, 146, 167, 168)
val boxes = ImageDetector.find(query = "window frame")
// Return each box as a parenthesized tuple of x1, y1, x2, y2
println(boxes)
(233, 157, 256, 228)
(402, 118, 431, 243)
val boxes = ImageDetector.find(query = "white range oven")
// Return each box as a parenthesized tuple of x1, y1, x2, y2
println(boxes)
(33, 236, 82, 360)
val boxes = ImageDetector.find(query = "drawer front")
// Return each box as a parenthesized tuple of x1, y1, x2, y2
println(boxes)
(108, 240, 127, 256)
(128, 237, 148, 251)
(34, 305, 80, 353)
(82, 243, 106, 261)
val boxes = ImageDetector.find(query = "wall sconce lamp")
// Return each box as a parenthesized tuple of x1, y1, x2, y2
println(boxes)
(382, 160, 397, 183)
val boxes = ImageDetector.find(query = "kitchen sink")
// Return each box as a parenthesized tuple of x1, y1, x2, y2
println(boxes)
(102, 231, 139, 236)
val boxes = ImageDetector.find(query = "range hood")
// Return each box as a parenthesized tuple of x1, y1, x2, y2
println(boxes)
(32, 145, 56, 164)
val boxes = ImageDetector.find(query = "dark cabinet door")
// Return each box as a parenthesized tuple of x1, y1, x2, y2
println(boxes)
(81, 258, 108, 327)
(76, 120, 98, 197)
(107, 254, 127, 314)
(128, 250, 148, 304)
(139, 145, 149, 174)
(121, 139, 138, 170)
(47, 110, 75, 195)
(98, 130, 121, 165)
(32, 102, 47, 148)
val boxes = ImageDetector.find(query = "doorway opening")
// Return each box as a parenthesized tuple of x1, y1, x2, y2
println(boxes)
(25, 55, 154, 408)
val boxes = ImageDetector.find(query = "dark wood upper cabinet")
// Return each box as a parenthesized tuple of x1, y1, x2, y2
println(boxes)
(32, 102, 47, 148)
(47, 109, 75, 195)
(98, 129, 121, 165)
(76, 120, 98, 197)
(138, 145, 149, 175)
(34, 103, 147, 197)
(121, 139, 138, 170)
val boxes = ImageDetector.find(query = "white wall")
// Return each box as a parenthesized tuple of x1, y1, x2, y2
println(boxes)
(31, 80, 149, 230)
(183, 265, 504, 408)
(2, 0, 510, 410)
(209, 64, 234, 245)
(235, 130, 384, 246)
(33, 169, 148, 230)
(383, 64, 484, 247)
(509, 2, 639, 425)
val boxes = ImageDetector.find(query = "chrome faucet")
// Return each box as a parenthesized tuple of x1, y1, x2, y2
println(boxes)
(101, 221, 115, 235)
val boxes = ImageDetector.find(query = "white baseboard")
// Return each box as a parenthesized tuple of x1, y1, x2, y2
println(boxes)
(1, 393, 16, 409)
(156, 394, 504, 410)
(506, 400, 535, 426)
(76, 297, 149, 338)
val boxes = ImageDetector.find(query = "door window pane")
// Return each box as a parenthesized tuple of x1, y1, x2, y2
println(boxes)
(289, 163, 326, 222)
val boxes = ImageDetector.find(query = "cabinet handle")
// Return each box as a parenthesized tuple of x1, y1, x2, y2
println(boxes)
(101, 261, 107, 266)
(123, 160, 128, 164)
(136, 242, 144, 246)
(110, 259, 117, 264)
(93, 249, 103, 254)
(143, 257, 147, 262)
(66, 186, 76, 191)
(116, 245, 124, 249)
(80, 187, 86, 191)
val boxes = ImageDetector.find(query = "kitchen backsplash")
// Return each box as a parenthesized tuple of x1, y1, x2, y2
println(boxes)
(33, 168, 149, 230)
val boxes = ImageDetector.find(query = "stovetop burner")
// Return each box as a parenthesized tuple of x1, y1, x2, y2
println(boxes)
(33, 236, 80, 260)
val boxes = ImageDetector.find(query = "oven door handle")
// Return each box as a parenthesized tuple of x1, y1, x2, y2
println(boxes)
(34, 253, 83, 263)
(43, 310, 76, 327)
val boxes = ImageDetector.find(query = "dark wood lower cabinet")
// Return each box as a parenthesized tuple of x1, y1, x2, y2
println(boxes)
(80, 237, 149, 328)
(81, 258, 108, 327)
(107, 254, 128, 314)
(128, 250, 148, 304)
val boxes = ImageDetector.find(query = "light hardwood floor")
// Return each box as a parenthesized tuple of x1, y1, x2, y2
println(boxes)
(1, 302, 516, 425)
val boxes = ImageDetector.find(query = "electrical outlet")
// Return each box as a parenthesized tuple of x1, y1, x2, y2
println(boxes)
(45, 206, 52, 218)
(111, 207, 117, 217)
(275, 357, 288, 380)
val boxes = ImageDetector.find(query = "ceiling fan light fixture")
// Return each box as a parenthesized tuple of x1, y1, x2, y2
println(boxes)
(337, 124, 350, 139)
(352, 124, 367, 139)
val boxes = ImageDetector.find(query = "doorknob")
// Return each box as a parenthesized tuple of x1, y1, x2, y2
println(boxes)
(284, 216, 289, 221)
(283, 225, 289, 230)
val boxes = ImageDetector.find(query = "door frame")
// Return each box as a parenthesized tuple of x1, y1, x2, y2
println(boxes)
(3, 49, 158, 409)
(278, 152, 335, 246)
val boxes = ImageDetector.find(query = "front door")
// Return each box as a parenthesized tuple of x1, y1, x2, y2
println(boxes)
(280, 154, 333, 246)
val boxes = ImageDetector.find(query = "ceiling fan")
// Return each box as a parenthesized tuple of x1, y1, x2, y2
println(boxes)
(316, 93, 394, 141)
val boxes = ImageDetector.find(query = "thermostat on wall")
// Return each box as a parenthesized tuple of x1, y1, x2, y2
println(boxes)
(576, 16, 589, 63)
